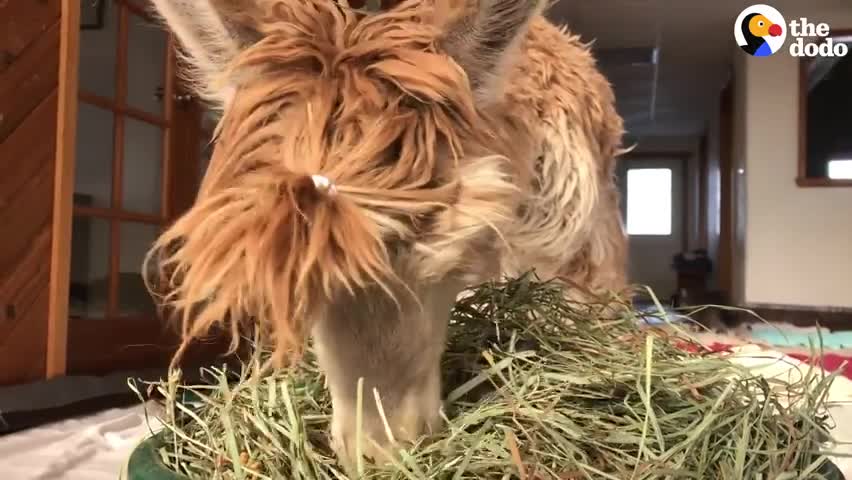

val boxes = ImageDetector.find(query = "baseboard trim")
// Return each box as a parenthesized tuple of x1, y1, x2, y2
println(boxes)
(743, 302, 852, 314)
(735, 304, 852, 331)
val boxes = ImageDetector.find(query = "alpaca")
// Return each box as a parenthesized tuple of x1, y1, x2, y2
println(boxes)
(145, 0, 629, 467)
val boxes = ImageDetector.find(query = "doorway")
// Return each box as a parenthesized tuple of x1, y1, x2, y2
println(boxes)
(616, 155, 687, 301)
(66, 0, 210, 374)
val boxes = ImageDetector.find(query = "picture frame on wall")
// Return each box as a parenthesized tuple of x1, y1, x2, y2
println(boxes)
(81, 0, 106, 30)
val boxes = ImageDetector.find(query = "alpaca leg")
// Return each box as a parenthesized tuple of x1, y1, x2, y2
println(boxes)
(312, 280, 462, 468)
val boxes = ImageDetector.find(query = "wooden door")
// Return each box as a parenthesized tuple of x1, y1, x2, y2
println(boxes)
(65, 0, 209, 375)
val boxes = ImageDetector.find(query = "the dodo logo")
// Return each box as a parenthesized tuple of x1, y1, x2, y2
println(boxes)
(734, 5, 786, 57)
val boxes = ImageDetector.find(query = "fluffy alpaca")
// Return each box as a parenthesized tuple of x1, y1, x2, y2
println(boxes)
(145, 0, 628, 467)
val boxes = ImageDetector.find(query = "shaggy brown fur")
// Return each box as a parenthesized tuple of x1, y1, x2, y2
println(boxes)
(147, 0, 530, 364)
(146, 0, 628, 466)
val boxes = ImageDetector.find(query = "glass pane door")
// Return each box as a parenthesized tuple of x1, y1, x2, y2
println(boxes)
(67, 1, 234, 375)
(70, 0, 171, 322)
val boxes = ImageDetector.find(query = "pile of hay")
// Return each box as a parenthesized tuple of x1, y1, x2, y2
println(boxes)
(135, 274, 844, 479)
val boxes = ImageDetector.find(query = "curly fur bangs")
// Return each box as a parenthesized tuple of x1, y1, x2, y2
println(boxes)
(144, 0, 522, 366)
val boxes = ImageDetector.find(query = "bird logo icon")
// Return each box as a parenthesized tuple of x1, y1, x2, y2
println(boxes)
(734, 5, 787, 57)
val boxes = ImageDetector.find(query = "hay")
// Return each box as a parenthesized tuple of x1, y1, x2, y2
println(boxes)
(133, 274, 845, 479)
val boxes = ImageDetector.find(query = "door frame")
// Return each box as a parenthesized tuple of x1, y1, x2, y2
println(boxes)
(617, 152, 692, 300)
(620, 151, 692, 254)
(47, 0, 81, 378)
(717, 78, 735, 299)
(48, 0, 217, 377)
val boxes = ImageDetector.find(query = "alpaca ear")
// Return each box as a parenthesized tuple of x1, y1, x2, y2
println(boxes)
(441, 0, 545, 104)
(149, 0, 261, 107)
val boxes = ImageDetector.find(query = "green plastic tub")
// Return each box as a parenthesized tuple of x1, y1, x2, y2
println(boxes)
(126, 433, 187, 480)
(124, 432, 847, 480)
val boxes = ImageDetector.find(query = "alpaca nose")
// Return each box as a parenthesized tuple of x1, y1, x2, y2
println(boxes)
(769, 24, 782, 36)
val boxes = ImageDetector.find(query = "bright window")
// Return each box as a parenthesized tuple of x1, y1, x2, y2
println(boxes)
(626, 168, 672, 236)
(827, 159, 852, 180)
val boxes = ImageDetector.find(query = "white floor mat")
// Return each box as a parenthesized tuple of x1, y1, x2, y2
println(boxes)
(0, 403, 163, 480)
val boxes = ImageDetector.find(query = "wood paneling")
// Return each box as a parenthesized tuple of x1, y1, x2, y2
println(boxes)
(0, 224, 51, 384)
(0, 93, 58, 385)
(0, 20, 60, 143)
(0, 93, 57, 274)
(0, 95, 57, 216)
(0, 0, 61, 70)
(0, 2, 61, 385)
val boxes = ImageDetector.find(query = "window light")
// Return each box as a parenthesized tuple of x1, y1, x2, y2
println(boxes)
(626, 168, 672, 236)
(827, 159, 852, 180)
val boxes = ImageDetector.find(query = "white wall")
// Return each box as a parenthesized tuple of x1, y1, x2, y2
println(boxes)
(736, 11, 852, 309)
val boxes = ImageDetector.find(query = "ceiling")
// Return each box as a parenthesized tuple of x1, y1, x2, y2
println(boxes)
(546, 0, 852, 142)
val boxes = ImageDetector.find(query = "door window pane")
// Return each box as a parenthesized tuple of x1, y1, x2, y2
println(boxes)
(126, 12, 168, 115)
(626, 168, 672, 236)
(122, 118, 163, 214)
(74, 103, 114, 208)
(69, 216, 111, 319)
(79, 0, 117, 98)
(118, 222, 160, 316)
(802, 39, 852, 181)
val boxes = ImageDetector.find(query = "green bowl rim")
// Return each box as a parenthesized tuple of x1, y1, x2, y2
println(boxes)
(127, 391, 204, 479)
(127, 432, 189, 480)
